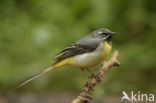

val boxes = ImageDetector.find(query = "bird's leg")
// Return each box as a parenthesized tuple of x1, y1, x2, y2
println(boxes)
(80, 68, 94, 91)
(80, 68, 87, 81)
(87, 69, 95, 75)
(87, 69, 101, 83)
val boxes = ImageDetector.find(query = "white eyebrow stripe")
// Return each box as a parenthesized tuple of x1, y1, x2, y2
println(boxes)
(97, 31, 103, 34)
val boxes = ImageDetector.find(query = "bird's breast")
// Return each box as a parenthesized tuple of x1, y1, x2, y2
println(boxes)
(72, 42, 112, 68)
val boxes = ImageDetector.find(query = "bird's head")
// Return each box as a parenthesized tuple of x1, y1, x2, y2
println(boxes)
(94, 28, 117, 42)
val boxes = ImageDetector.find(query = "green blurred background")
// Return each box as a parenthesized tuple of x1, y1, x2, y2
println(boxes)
(0, 0, 156, 102)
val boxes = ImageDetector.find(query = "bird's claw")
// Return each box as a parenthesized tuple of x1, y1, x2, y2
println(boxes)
(85, 82, 94, 91)
(88, 73, 102, 83)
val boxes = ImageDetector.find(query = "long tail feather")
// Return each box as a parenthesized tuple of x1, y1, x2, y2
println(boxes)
(15, 65, 54, 89)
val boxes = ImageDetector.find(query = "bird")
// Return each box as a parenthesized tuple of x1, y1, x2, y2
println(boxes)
(16, 28, 117, 88)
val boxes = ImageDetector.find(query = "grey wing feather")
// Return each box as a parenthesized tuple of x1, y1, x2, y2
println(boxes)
(53, 43, 76, 58)
(54, 37, 102, 62)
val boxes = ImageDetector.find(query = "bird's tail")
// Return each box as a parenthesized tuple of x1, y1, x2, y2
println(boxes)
(15, 57, 73, 89)
(15, 65, 55, 89)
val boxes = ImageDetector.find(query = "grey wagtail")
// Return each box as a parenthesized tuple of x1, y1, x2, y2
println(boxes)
(16, 28, 117, 88)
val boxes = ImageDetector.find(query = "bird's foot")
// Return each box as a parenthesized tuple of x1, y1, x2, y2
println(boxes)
(88, 73, 102, 83)
(85, 82, 94, 91)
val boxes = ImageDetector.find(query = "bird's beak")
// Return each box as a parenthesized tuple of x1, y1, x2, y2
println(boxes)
(111, 32, 117, 35)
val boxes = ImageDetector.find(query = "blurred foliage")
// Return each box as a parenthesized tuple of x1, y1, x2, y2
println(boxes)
(0, 0, 156, 97)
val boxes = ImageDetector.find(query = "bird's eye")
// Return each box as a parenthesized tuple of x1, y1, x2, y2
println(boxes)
(102, 34, 107, 37)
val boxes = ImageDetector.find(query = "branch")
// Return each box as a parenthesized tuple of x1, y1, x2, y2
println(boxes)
(71, 50, 120, 103)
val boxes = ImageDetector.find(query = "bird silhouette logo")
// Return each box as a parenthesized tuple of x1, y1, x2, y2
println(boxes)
(121, 91, 131, 101)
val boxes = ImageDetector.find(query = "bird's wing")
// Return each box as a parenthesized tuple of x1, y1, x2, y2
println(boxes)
(54, 38, 101, 62)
